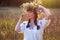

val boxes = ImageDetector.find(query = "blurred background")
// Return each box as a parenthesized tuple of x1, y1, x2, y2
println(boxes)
(0, 0, 60, 40)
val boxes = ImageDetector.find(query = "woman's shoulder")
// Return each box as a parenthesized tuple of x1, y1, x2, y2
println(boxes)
(22, 21, 28, 25)
(37, 20, 42, 25)
(23, 21, 28, 23)
(38, 20, 42, 23)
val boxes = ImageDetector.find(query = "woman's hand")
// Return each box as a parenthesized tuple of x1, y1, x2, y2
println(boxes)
(38, 5, 51, 20)
(20, 13, 27, 21)
(37, 5, 44, 13)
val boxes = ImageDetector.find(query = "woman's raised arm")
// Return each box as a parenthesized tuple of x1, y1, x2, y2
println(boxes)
(15, 17, 22, 33)
(15, 14, 26, 33)
(38, 5, 52, 29)
(39, 5, 51, 20)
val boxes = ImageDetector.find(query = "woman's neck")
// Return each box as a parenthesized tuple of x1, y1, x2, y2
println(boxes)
(30, 18, 34, 22)
(30, 18, 35, 26)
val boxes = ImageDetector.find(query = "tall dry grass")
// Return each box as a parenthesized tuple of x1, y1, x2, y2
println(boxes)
(0, 7, 60, 40)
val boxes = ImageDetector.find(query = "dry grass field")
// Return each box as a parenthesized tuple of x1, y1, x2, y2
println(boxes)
(0, 7, 60, 40)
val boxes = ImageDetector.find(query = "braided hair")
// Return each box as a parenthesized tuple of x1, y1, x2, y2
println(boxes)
(26, 7, 40, 30)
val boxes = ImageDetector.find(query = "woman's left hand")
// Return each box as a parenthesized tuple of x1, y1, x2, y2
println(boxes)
(37, 5, 44, 13)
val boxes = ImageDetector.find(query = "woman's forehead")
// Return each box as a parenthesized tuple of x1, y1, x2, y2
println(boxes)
(27, 11, 34, 13)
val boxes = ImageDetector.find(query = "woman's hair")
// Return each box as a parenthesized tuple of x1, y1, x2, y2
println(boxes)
(26, 7, 40, 30)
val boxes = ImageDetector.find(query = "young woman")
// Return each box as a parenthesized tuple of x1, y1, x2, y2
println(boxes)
(15, 5, 51, 40)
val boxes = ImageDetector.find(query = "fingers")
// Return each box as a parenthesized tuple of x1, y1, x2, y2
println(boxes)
(20, 13, 27, 20)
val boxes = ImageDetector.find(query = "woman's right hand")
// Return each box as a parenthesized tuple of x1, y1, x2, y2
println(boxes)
(20, 13, 27, 21)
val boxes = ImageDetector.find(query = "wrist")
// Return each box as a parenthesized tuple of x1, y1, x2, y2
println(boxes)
(19, 18, 23, 23)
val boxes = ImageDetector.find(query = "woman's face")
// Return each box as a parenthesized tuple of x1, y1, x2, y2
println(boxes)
(27, 11, 35, 19)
